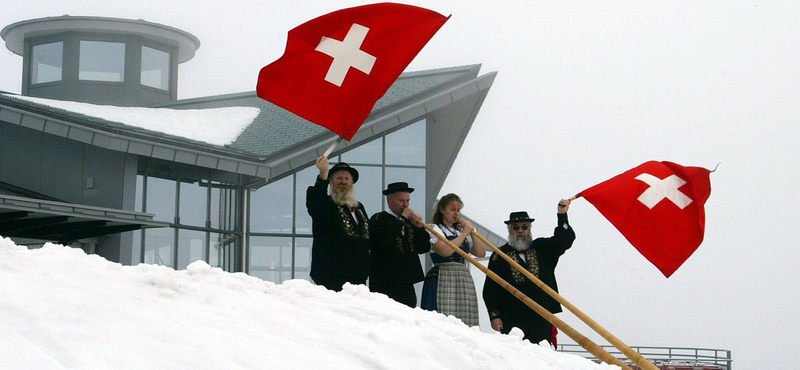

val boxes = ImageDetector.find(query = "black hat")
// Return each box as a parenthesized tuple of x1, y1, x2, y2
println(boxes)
(504, 211, 535, 224)
(329, 162, 359, 183)
(382, 182, 415, 195)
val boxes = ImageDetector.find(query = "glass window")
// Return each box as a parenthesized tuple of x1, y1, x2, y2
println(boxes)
(31, 42, 63, 84)
(210, 232, 236, 271)
(294, 237, 312, 282)
(141, 46, 170, 90)
(385, 120, 426, 165)
(210, 182, 238, 231)
(294, 166, 319, 235)
(79, 41, 125, 82)
(177, 229, 206, 270)
(146, 176, 176, 223)
(353, 165, 383, 216)
(144, 227, 174, 266)
(385, 167, 427, 221)
(249, 236, 292, 283)
(250, 176, 293, 233)
(179, 180, 208, 227)
(340, 138, 382, 164)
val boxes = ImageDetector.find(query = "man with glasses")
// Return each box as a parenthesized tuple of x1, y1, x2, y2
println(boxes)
(482, 199, 575, 347)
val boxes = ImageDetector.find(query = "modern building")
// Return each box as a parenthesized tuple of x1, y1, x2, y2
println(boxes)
(0, 15, 504, 284)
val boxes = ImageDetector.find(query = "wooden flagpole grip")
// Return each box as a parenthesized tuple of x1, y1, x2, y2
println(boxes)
(322, 136, 344, 158)
(470, 229, 659, 370)
(417, 220, 633, 370)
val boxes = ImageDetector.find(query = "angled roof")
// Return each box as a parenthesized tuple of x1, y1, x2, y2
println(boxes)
(0, 64, 495, 184)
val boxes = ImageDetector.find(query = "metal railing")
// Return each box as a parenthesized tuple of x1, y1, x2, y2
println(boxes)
(556, 344, 732, 370)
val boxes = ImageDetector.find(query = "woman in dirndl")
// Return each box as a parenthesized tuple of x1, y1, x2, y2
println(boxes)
(420, 193, 486, 326)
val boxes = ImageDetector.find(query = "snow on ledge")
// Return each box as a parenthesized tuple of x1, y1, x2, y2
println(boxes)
(3, 94, 259, 146)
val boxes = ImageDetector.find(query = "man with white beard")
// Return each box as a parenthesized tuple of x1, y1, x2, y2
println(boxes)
(306, 155, 370, 291)
(483, 200, 575, 347)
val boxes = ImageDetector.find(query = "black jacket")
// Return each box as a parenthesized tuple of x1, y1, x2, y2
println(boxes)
(368, 211, 431, 285)
(306, 176, 370, 282)
(483, 213, 575, 342)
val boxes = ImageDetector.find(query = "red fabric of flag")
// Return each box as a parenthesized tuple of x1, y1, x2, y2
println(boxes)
(579, 161, 712, 277)
(256, 3, 449, 141)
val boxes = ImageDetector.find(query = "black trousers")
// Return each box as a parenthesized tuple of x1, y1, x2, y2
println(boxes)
(313, 276, 366, 292)
(369, 281, 417, 308)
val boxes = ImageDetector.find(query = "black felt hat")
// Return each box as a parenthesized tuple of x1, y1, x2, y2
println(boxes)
(504, 211, 535, 224)
(329, 162, 359, 183)
(382, 182, 415, 195)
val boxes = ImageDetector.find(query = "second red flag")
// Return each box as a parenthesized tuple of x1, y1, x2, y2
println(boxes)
(579, 161, 713, 277)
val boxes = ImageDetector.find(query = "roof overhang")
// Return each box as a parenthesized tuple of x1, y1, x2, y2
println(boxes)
(0, 194, 168, 243)
(0, 102, 272, 180)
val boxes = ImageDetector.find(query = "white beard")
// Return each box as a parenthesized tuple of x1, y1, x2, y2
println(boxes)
(508, 232, 533, 251)
(330, 184, 358, 208)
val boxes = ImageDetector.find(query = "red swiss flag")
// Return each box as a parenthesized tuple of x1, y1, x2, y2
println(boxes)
(579, 161, 713, 277)
(256, 3, 449, 141)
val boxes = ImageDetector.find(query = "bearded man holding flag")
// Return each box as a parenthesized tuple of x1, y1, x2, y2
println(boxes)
(256, 3, 449, 290)
(482, 200, 576, 347)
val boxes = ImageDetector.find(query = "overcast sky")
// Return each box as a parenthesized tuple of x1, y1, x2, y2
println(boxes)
(2, 1, 799, 369)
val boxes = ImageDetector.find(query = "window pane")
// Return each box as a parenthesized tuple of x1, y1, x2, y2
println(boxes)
(250, 176, 293, 233)
(294, 166, 319, 235)
(79, 41, 125, 82)
(385, 119, 426, 165)
(385, 167, 427, 221)
(141, 46, 170, 90)
(31, 42, 63, 84)
(294, 237, 312, 282)
(210, 232, 236, 272)
(177, 229, 206, 270)
(144, 227, 174, 267)
(146, 176, 176, 223)
(353, 165, 383, 217)
(249, 236, 292, 283)
(340, 138, 382, 164)
(179, 180, 208, 227)
(210, 182, 238, 231)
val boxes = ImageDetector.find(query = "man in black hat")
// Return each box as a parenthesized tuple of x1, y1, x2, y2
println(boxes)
(483, 199, 575, 347)
(367, 182, 431, 307)
(306, 155, 370, 291)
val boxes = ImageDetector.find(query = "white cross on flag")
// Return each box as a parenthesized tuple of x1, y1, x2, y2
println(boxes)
(579, 161, 713, 277)
(256, 3, 449, 141)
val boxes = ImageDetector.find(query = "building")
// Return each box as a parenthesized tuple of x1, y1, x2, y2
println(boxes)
(0, 15, 503, 284)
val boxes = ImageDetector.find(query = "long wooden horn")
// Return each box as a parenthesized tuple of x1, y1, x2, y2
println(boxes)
(418, 220, 634, 370)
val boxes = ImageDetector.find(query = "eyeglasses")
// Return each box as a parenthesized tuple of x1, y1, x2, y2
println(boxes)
(511, 225, 529, 231)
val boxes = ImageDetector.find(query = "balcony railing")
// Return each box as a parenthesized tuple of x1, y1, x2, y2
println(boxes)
(556, 344, 732, 370)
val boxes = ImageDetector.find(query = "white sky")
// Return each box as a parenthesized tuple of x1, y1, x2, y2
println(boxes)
(2, 2, 799, 369)
(0, 238, 617, 370)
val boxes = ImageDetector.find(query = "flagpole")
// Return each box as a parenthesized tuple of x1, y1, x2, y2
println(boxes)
(322, 136, 344, 158)
(417, 220, 635, 370)
(469, 228, 659, 370)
